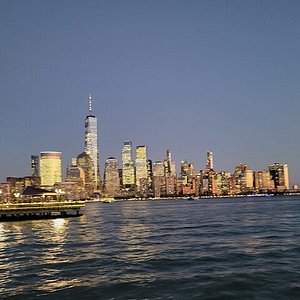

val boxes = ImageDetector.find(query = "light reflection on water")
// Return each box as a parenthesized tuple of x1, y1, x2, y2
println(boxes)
(1, 197, 300, 299)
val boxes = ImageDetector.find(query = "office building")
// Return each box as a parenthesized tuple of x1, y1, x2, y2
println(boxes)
(122, 141, 135, 189)
(135, 145, 148, 190)
(40, 151, 62, 186)
(84, 94, 100, 189)
(77, 152, 94, 196)
(31, 155, 39, 177)
(206, 151, 214, 170)
(269, 163, 290, 191)
(104, 157, 120, 197)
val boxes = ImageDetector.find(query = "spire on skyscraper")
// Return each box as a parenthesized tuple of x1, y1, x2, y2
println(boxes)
(88, 94, 92, 115)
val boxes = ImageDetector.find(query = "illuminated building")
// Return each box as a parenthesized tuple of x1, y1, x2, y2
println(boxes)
(6, 176, 41, 196)
(234, 163, 254, 193)
(147, 159, 153, 194)
(181, 160, 195, 184)
(135, 145, 148, 191)
(31, 155, 39, 176)
(269, 163, 290, 191)
(77, 152, 94, 196)
(104, 157, 120, 197)
(165, 176, 176, 195)
(216, 171, 232, 195)
(40, 151, 62, 186)
(254, 170, 274, 192)
(153, 161, 165, 197)
(206, 151, 214, 170)
(164, 150, 177, 196)
(122, 141, 135, 189)
(66, 158, 85, 185)
(84, 94, 100, 190)
(153, 161, 165, 177)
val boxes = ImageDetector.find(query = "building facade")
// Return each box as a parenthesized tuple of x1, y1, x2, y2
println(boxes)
(122, 141, 135, 189)
(104, 157, 120, 197)
(135, 145, 148, 191)
(269, 163, 289, 191)
(31, 155, 39, 177)
(40, 151, 62, 186)
(84, 94, 100, 190)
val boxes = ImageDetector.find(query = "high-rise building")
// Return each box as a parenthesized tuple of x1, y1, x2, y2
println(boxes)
(269, 163, 289, 191)
(77, 152, 94, 196)
(254, 170, 274, 191)
(181, 160, 195, 184)
(122, 141, 135, 189)
(40, 151, 62, 186)
(66, 158, 85, 184)
(164, 149, 176, 177)
(135, 145, 148, 190)
(104, 157, 120, 197)
(153, 161, 165, 177)
(234, 163, 254, 193)
(206, 151, 214, 170)
(84, 94, 100, 190)
(31, 155, 39, 177)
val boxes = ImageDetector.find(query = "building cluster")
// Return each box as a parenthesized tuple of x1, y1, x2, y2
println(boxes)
(0, 96, 296, 202)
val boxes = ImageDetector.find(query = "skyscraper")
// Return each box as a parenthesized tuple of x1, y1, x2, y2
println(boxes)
(122, 141, 135, 189)
(104, 157, 120, 197)
(31, 155, 39, 177)
(40, 151, 62, 186)
(269, 163, 290, 191)
(206, 151, 214, 170)
(84, 94, 100, 190)
(77, 152, 94, 196)
(135, 145, 148, 190)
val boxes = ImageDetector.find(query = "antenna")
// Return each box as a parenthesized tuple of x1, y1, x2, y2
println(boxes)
(88, 94, 92, 115)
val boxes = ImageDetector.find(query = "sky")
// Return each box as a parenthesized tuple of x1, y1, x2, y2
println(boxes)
(0, 0, 299, 184)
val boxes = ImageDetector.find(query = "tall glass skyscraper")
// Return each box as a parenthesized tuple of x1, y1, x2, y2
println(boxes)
(31, 155, 39, 177)
(122, 141, 135, 189)
(206, 151, 214, 170)
(84, 94, 100, 190)
(135, 145, 148, 189)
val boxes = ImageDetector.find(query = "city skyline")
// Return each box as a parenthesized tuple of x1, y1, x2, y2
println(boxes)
(1, 1, 300, 184)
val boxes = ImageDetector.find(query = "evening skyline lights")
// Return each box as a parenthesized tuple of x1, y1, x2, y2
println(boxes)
(0, 0, 299, 184)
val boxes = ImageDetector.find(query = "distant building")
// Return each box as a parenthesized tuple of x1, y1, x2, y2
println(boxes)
(254, 170, 274, 192)
(66, 158, 85, 185)
(77, 152, 94, 196)
(122, 141, 135, 190)
(216, 171, 232, 195)
(206, 151, 214, 170)
(181, 160, 195, 185)
(104, 157, 120, 197)
(40, 151, 62, 186)
(84, 94, 100, 190)
(31, 155, 39, 176)
(135, 145, 148, 191)
(234, 163, 254, 193)
(153, 161, 165, 198)
(6, 176, 41, 198)
(269, 163, 289, 191)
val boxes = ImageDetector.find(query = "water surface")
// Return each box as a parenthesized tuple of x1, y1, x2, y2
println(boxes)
(1, 197, 300, 299)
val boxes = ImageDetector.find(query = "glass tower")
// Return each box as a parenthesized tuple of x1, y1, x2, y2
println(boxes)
(122, 141, 135, 188)
(84, 94, 100, 190)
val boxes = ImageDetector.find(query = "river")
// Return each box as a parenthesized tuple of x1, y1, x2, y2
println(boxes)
(1, 196, 300, 299)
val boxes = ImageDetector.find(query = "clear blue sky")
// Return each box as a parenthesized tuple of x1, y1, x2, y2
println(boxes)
(1, 0, 299, 184)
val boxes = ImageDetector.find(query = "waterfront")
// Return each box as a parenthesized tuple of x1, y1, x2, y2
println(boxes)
(1, 197, 300, 299)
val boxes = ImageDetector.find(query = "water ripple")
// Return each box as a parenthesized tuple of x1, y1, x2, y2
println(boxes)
(1, 197, 300, 299)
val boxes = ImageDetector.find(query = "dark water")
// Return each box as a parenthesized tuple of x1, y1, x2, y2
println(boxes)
(1, 197, 300, 299)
